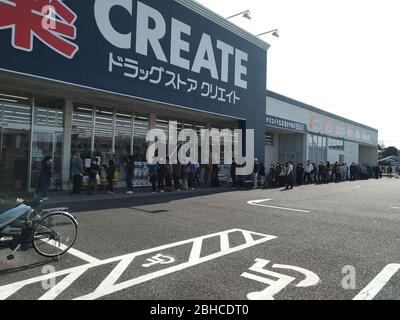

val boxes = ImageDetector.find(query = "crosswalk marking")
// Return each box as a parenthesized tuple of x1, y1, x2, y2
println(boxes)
(0, 229, 277, 300)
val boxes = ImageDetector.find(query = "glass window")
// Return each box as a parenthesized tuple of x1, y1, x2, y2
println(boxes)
(0, 102, 31, 127)
(115, 111, 132, 181)
(133, 115, 148, 162)
(94, 107, 114, 167)
(312, 135, 318, 148)
(34, 101, 63, 127)
(72, 104, 93, 160)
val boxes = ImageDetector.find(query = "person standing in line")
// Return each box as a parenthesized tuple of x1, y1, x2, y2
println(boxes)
(149, 161, 158, 193)
(204, 163, 211, 186)
(285, 161, 294, 190)
(165, 157, 173, 192)
(35, 156, 52, 200)
(268, 164, 276, 188)
(230, 158, 238, 188)
(157, 161, 166, 192)
(71, 152, 84, 196)
(252, 159, 260, 189)
(126, 156, 134, 194)
(304, 161, 313, 184)
(258, 161, 266, 189)
(87, 158, 100, 195)
(211, 164, 220, 187)
(275, 163, 281, 188)
(172, 162, 181, 191)
(296, 163, 304, 186)
(107, 159, 116, 194)
(188, 161, 196, 191)
(387, 165, 393, 178)
(181, 163, 189, 190)
(279, 164, 287, 187)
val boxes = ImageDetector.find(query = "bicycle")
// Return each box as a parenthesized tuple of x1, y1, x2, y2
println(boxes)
(0, 198, 78, 260)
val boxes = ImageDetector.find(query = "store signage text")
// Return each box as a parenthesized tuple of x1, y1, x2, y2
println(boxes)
(266, 116, 306, 133)
(95, 0, 248, 90)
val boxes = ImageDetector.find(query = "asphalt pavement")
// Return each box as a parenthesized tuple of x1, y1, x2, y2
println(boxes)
(1, 178, 399, 300)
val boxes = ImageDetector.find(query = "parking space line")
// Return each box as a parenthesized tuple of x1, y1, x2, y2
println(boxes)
(353, 264, 400, 300)
(247, 199, 311, 213)
(46, 239, 100, 263)
(0, 228, 277, 300)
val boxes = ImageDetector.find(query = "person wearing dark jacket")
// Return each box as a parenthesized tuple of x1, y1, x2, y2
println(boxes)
(296, 163, 304, 186)
(35, 156, 52, 200)
(126, 156, 134, 194)
(107, 159, 116, 194)
(165, 157, 173, 192)
(259, 162, 266, 188)
(172, 162, 181, 191)
(268, 164, 276, 188)
(157, 161, 166, 192)
(211, 164, 220, 187)
(230, 158, 237, 188)
(71, 152, 84, 196)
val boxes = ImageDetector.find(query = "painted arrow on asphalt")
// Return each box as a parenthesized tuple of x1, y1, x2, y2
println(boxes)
(247, 199, 311, 213)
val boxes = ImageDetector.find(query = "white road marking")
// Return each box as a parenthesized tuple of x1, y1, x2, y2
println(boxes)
(353, 264, 400, 300)
(0, 229, 276, 300)
(391, 207, 400, 210)
(241, 258, 320, 300)
(38, 270, 87, 300)
(45, 239, 100, 263)
(247, 199, 311, 213)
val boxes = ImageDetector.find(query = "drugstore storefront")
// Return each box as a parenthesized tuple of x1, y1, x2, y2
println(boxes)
(0, 0, 269, 194)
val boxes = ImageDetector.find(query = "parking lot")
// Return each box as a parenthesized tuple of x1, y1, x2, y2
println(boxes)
(1, 178, 399, 300)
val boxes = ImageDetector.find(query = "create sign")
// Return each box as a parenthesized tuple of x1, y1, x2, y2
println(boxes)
(0, 0, 267, 120)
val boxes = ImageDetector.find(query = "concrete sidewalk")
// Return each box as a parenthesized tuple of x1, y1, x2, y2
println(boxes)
(10, 186, 235, 206)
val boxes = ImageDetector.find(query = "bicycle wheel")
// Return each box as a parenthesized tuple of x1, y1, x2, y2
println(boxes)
(32, 212, 78, 258)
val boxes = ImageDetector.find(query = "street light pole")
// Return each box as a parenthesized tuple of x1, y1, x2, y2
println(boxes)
(226, 10, 251, 20)
(256, 29, 279, 38)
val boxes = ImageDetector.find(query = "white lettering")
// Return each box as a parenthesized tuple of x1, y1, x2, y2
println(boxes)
(235, 48, 248, 89)
(217, 40, 234, 83)
(170, 18, 191, 70)
(136, 1, 168, 62)
(94, 0, 132, 49)
(192, 33, 219, 80)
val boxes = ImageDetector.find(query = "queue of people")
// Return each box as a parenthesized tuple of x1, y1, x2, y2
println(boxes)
(34, 152, 397, 200)
(245, 160, 387, 190)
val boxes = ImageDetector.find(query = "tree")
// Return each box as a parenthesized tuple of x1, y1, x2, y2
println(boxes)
(383, 146, 399, 158)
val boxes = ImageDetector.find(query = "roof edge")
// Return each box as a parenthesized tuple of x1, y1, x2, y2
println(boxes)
(266, 90, 379, 133)
(175, 0, 270, 51)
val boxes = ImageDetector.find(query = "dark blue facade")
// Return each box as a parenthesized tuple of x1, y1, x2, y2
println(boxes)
(0, 0, 267, 160)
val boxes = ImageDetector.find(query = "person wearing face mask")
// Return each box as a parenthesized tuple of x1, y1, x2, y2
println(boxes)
(34, 156, 53, 200)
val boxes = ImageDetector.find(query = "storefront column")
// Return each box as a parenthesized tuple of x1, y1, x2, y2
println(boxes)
(61, 99, 73, 191)
(148, 113, 156, 130)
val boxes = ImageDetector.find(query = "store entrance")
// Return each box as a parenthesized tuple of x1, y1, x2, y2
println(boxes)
(30, 130, 63, 191)
(0, 127, 29, 193)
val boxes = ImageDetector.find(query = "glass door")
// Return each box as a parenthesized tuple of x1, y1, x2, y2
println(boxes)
(0, 128, 29, 193)
(30, 131, 63, 191)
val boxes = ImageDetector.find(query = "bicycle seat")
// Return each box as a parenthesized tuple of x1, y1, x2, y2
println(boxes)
(23, 199, 43, 212)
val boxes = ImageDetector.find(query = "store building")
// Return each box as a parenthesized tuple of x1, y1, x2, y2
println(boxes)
(265, 91, 379, 167)
(0, 0, 379, 195)
(0, 0, 268, 194)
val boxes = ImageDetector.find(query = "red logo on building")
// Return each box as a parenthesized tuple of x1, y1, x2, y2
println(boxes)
(0, 0, 78, 58)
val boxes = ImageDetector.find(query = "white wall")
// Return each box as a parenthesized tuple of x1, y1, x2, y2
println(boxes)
(344, 141, 358, 164)
(359, 145, 378, 165)
(265, 133, 279, 166)
(266, 96, 378, 146)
